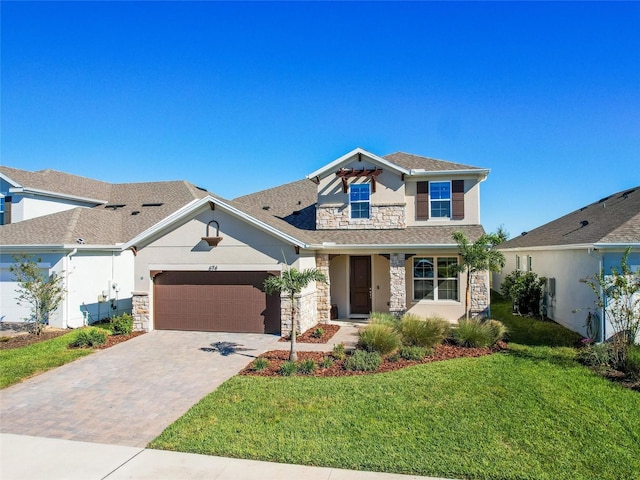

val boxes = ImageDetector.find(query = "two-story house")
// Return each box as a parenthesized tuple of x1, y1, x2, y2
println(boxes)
(0, 148, 491, 335)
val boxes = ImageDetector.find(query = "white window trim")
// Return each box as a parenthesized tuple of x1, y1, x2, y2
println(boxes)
(349, 183, 371, 220)
(516, 255, 521, 271)
(429, 180, 452, 219)
(412, 256, 460, 302)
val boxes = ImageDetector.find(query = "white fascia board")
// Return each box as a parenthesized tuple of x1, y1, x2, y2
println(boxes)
(407, 168, 491, 179)
(306, 147, 410, 180)
(308, 243, 459, 251)
(592, 243, 640, 250)
(149, 263, 283, 272)
(0, 244, 121, 253)
(123, 196, 308, 250)
(0, 172, 22, 188)
(497, 243, 594, 252)
(8, 187, 107, 205)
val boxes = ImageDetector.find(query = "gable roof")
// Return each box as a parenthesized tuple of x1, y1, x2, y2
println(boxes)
(0, 166, 111, 203)
(498, 186, 640, 250)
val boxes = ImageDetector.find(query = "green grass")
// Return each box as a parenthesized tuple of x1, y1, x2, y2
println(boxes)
(150, 348, 639, 480)
(0, 331, 95, 388)
(490, 290, 583, 347)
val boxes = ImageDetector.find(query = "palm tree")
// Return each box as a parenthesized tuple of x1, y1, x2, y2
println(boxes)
(264, 267, 328, 361)
(452, 231, 506, 320)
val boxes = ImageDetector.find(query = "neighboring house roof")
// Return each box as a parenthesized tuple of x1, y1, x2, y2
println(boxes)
(498, 186, 640, 249)
(0, 166, 112, 203)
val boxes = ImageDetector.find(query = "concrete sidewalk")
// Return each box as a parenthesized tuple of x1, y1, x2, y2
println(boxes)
(0, 434, 453, 480)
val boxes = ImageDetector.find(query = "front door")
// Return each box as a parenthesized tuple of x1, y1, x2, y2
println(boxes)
(350, 256, 372, 315)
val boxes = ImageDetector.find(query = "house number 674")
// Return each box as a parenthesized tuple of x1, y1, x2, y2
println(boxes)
(208, 265, 218, 271)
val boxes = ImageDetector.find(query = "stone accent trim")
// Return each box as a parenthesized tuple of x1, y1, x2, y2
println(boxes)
(470, 270, 490, 318)
(280, 289, 318, 336)
(389, 253, 407, 315)
(131, 292, 150, 332)
(316, 203, 406, 230)
(316, 253, 331, 323)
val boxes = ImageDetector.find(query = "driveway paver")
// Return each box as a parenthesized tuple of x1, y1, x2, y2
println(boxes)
(0, 330, 280, 447)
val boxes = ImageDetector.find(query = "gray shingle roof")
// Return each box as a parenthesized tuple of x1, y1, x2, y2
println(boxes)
(498, 186, 640, 249)
(383, 152, 485, 171)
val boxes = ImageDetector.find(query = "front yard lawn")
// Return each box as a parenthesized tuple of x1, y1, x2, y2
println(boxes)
(150, 346, 640, 480)
(0, 331, 94, 388)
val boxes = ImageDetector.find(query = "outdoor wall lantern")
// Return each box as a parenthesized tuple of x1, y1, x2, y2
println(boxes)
(202, 203, 223, 246)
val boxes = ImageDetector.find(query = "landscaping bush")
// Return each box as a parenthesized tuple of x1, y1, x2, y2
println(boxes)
(369, 311, 399, 329)
(278, 361, 297, 376)
(398, 314, 449, 348)
(344, 350, 381, 372)
(500, 270, 546, 316)
(399, 346, 427, 360)
(577, 343, 615, 367)
(332, 343, 346, 360)
(297, 359, 316, 375)
(623, 345, 640, 379)
(110, 313, 133, 335)
(251, 358, 269, 371)
(452, 319, 505, 348)
(71, 328, 107, 348)
(311, 327, 324, 339)
(320, 356, 334, 368)
(358, 324, 401, 355)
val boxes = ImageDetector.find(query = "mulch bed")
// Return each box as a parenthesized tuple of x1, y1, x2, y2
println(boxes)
(0, 328, 144, 350)
(278, 323, 340, 344)
(242, 342, 506, 378)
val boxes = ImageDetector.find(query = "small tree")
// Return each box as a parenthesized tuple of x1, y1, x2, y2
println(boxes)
(10, 254, 66, 335)
(500, 270, 547, 317)
(452, 231, 506, 320)
(581, 247, 640, 364)
(263, 267, 327, 361)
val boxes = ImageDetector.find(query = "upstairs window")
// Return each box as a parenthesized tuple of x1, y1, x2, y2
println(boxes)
(350, 183, 370, 219)
(430, 181, 451, 218)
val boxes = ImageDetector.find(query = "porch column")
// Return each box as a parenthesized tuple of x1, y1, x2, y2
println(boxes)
(316, 253, 331, 323)
(470, 270, 490, 318)
(389, 253, 406, 316)
(131, 292, 150, 331)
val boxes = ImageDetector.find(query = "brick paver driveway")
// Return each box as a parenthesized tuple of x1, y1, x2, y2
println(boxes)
(0, 331, 280, 447)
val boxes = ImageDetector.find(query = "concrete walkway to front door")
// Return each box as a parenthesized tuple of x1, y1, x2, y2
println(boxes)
(0, 331, 281, 447)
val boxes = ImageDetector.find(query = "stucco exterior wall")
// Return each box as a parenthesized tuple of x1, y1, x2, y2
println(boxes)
(329, 255, 348, 319)
(373, 255, 392, 313)
(7, 195, 96, 223)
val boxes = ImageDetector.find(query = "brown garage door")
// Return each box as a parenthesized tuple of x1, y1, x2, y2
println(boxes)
(154, 271, 281, 334)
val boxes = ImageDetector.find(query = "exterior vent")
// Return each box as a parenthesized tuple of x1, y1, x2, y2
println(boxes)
(263, 206, 270, 210)
(131, 210, 140, 216)
(580, 220, 589, 228)
(142, 202, 163, 207)
(105, 204, 126, 210)
(521, 231, 528, 236)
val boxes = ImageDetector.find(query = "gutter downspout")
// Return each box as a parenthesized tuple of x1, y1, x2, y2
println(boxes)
(65, 248, 78, 329)
(587, 247, 604, 342)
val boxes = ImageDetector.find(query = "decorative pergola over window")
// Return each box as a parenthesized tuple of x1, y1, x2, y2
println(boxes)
(336, 167, 383, 193)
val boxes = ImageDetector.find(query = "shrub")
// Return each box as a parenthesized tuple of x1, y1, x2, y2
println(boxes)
(297, 359, 316, 375)
(71, 328, 107, 348)
(358, 324, 401, 355)
(278, 361, 297, 376)
(623, 345, 640, 379)
(332, 343, 346, 360)
(577, 343, 615, 367)
(110, 313, 133, 335)
(344, 350, 382, 372)
(369, 311, 399, 329)
(320, 356, 334, 368)
(399, 346, 427, 361)
(398, 314, 449, 348)
(452, 319, 505, 348)
(501, 270, 547, 316)
(311, 327, 324, 339)
(251, 358, 269, 371)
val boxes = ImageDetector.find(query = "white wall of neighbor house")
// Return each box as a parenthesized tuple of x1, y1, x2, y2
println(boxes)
(493, 248, 601, 338)
(65, 250, 135, 328)
(404, 177, 481, 226)
(6, 194, 96, 223)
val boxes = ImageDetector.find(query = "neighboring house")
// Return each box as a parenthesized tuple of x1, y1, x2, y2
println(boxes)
(493, 186, 640, 341)
(0, 147, 492, 335)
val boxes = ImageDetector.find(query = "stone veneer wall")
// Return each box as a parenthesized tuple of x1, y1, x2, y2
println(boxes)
(132, 292, 150, 331)
(315, 253, 331, 323)
(316, 204, 406, 230)
(280, 289, 317, 336)
(470, 270, 490, 318)
(389, 253, 407, 315)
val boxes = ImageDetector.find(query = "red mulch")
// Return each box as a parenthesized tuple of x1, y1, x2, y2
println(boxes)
(0, 328, 144, 350)
(278, 323, 340, 344)
(242, 342, 507, 377)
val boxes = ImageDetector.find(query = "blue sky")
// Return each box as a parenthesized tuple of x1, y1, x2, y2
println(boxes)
(2, 1, 639, 239)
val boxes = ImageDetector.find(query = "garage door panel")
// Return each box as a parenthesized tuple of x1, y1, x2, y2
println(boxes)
(154, 272, 280, 333)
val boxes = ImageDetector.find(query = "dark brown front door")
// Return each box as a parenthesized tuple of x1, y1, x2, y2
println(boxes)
(154, 271, 281, 334)
(350, 256, 371, 315)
